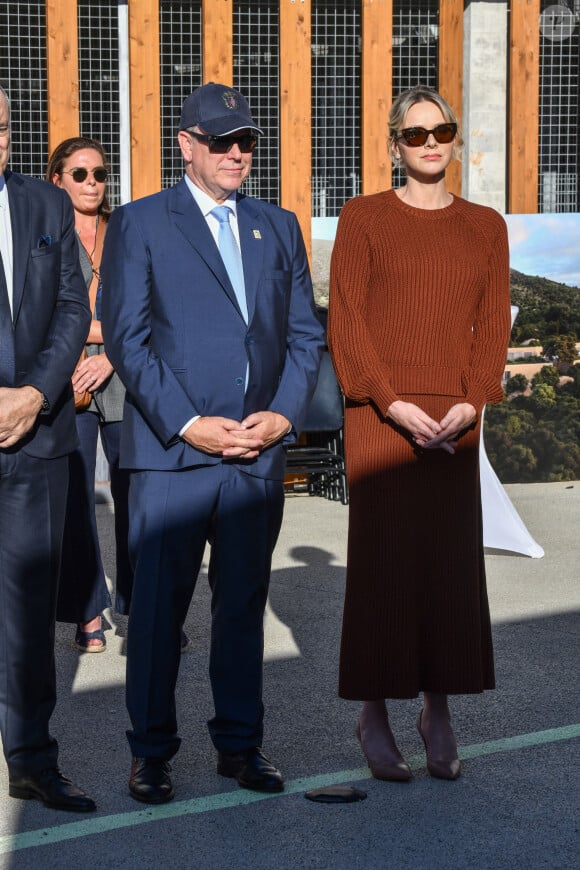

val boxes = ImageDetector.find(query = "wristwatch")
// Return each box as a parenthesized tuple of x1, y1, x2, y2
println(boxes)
(41, 393, 50, 413)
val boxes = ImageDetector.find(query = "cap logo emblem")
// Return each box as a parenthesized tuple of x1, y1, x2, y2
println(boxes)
(222, 91, 239, 111)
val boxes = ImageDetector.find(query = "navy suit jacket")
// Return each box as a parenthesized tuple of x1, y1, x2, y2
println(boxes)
(3, 170, 91, 458)
(101, 179, 324, 480)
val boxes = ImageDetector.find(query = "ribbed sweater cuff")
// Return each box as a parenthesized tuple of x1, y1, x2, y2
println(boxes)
(374, 385, 400, 418)
(464, 386, 487, 415)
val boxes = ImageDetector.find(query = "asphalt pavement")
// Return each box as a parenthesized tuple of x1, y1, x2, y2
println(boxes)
(0, 481, 578, 869)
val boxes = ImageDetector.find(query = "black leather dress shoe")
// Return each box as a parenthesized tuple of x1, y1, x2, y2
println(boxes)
(129, 757, 174, 804)
(217, 747, 284, 793)
(9, 768, 96, 812)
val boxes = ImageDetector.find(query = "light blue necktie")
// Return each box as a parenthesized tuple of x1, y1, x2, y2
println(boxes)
(211, 205, 248, 324)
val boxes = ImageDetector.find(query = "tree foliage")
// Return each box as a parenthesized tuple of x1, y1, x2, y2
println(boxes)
(486, 270, 580, 482)
(532, 365, 559, 388)
(505, 373, 528, 394)
(541, 334, 578, 371)
(484, 384, 580, 483)
(509, 270, 580, 346)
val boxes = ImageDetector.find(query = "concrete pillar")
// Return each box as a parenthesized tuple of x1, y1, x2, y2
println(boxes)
(462, 1, 508, 211)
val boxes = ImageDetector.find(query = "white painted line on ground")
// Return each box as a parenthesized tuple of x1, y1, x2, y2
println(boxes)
(1, 724, 578, 855)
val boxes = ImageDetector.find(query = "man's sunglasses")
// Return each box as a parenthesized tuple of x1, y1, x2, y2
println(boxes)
(396, 123, 457, 147)
(63, 167, 108, 183)
(188, 131, 258, 154)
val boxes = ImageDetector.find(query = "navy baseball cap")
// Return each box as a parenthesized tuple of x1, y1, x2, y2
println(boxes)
(179, 83, 263, 136)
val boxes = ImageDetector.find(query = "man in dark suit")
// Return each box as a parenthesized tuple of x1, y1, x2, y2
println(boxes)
(0, 86, 93, 810)
(101, 83, 324, 803)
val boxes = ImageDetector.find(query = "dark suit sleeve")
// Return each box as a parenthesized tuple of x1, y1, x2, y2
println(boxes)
(101, 205, 201, 445)
(264, 213, 325, 438)
(21, 190, 91, 405)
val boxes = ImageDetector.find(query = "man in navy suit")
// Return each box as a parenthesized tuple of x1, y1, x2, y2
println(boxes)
(101, 83, 324, 803)
(0, 86, 93, 811)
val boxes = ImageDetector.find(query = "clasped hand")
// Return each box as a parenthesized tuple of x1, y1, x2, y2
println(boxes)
(387, 400, 477, 455)
(72, 352, 114, 394)
(0, 386, 43, 448)
(182, 411, 290, 459)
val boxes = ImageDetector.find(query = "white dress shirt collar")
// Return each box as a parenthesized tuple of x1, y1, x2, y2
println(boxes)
(183, 174, 238, 219)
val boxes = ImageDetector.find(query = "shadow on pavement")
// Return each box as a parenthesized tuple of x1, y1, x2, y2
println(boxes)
(1, 489, 578, 869)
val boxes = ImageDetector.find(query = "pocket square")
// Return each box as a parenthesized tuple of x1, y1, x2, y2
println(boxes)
(36, 234, 52, 249)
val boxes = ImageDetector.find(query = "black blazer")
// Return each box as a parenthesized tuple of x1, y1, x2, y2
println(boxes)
(4, 170, 91, 458)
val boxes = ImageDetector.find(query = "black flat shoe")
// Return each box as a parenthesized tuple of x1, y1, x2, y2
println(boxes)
(217, 747, 284, 793)
(129, 757, 174, 804)
(9, 767, 96, 812)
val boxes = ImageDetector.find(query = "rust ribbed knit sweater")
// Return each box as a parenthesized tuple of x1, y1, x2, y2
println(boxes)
(328, 190, 511, 700)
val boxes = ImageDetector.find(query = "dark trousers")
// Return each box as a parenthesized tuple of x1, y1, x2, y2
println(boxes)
(125, 463, 284, 759)
(0, 451, 67, 775)
(57, 411, 133, 622)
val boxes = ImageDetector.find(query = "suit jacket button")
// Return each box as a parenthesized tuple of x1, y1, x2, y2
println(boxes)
(234, 377, 244, 386)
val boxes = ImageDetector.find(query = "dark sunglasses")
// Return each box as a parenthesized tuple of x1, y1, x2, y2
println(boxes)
(396, 123, 457, 147)
(188, 131, 258, 154)
(63, 166, 108, 183)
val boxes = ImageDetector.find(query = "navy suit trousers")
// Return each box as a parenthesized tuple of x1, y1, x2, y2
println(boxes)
(125, 462, 284, 758)
(0, 451, 68, 775)
(57, 412, 132, 622)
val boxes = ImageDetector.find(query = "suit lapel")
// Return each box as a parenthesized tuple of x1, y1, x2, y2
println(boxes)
(170, 180, 244, 320)
(6, 172, 29, 324)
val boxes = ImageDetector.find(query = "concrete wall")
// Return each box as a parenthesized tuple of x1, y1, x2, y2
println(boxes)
(463, 1, 509, 211)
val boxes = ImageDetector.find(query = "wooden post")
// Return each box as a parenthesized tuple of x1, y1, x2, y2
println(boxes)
(509, 0, 540, 213)
(438, 0, 463, 197)
(203, 0, 233, 85)
(46, 0, 79, 154)
(361, 0, 392, 194)
(129, 0, 161, 199)
(279, 0, 312, 262)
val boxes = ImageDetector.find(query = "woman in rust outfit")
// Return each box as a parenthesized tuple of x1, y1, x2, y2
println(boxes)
(328, 86, 511, 781)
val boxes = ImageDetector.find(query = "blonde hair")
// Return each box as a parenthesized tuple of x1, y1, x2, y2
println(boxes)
(388, 85, 463, 169)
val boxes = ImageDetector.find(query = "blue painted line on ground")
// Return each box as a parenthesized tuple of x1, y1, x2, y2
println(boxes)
(1, 723, 578, 855)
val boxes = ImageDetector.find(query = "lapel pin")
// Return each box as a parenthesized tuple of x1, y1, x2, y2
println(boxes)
(253, 230, 261, 239)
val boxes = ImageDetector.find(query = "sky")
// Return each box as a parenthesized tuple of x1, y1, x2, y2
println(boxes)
(313, 211, 580, 289)
(506, 213, 580, 288)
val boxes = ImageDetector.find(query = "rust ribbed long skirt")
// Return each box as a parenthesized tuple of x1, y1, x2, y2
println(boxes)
(338, 394, 495, 700)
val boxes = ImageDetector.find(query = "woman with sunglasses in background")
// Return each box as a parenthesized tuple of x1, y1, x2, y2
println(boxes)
(46, 137, 132, 651)
(328, 85, 511, 781)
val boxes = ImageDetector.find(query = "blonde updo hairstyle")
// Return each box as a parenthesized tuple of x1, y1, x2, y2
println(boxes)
(388, 84, 463, 170)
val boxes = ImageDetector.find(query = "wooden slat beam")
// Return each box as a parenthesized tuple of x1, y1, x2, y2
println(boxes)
(361, 0, 392, 194)
(509, 0, 540, 213)
(129, 0, 161, 199)
(438, 0, 463, 196)
(46, 0, 79, 154)
(203, 0, 233, 85)
(279, 0, 312, 261)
